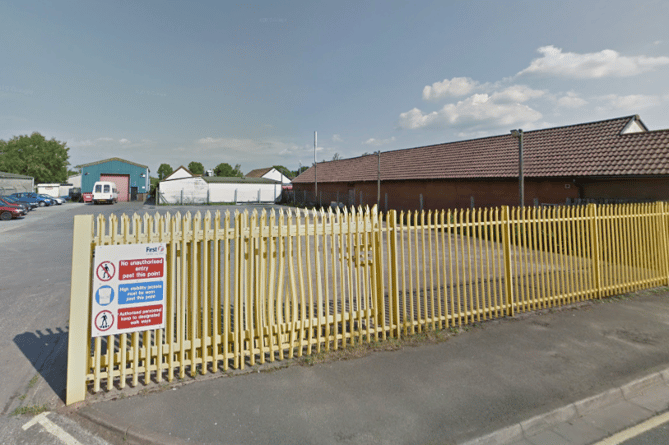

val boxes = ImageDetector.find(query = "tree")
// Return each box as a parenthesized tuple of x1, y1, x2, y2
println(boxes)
(157, 163, 173, 180)
(331, 153, 341, 161)
(272, 165, 293, 179)
(294, 165, 309, 176)
(188, 161, 204, 175)
(0, 132, 69, 183)
(213, 163, 243, 177)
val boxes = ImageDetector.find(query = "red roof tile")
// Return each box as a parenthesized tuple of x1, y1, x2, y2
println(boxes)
(293, 116, 669, 183)
(246, 167, 273, 178)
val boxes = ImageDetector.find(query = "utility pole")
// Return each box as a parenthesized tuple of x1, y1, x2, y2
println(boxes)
(511, 129, 524, 207)
(377, 150, 381, 207)
(314, 131, 317, 202)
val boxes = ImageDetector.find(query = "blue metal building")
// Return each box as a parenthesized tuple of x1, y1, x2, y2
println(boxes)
(78, 158, 150, 202)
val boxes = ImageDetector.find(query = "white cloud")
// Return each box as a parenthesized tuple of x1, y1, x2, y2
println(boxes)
(332, 134, 343, 142)
(598, 94, 661, 110)
(363, 136, 396, 146)
(119, 138, 130, 144)
(518, 45, 669, 78)
(490, 85, 545, 103)
(556, 92, 588, 108)
(422, 77, 479, 101)
(197, 136, 316, 157)
(399, 93, 542, 130)
(68, 137, 116, 147)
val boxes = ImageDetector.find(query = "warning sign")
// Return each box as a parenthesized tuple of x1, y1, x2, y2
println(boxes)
(118, 304, 163, 329)
(96, 261, 115, 281)
(119, 258, 164, 280)
(91, 243, 167, 337)
(95, 310, 114, 332)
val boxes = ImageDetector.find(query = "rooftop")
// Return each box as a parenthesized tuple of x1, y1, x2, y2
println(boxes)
(293, 115, 669, 183)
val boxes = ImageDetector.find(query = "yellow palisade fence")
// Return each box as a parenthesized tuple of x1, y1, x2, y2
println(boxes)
(66, 202, 669, 404)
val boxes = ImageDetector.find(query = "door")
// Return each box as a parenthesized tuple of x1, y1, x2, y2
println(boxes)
(100, 174, 130, 202)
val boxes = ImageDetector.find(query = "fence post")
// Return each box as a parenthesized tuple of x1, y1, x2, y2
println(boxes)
(371, 205, 385, 338)
(66, 215, 94, 406)
(419, 194, 423, 213)
(588, 204, 603, 299)
(659, 201, 669, 285)
(501, 206, 514, 317)
(388, 209, 400, 337)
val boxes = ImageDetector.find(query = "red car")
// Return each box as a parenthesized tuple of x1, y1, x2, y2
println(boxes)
(0, 204, 24, 221)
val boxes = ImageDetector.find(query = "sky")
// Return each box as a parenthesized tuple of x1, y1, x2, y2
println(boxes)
(1, 0, 669, 176)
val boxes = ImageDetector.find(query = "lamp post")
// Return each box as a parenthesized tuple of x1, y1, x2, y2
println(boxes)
(511, 129, 524, 207)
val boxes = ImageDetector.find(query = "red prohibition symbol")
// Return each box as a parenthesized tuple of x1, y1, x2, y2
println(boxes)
(95, 310, 114, 332)
(96, 261, 116, 281)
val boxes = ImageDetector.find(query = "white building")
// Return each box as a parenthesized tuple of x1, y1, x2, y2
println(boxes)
(245, 167, 292, 186)
(158, 168, 282, 204)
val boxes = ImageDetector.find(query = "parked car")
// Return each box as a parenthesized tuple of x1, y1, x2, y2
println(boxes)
(1, 195, 36, 211)
(0, 197, 30, 213)
(69, 187, 82, 202)
(38, 194, 63, 205)
(10, 192, 52, 207)
(0, 204, 25, 220)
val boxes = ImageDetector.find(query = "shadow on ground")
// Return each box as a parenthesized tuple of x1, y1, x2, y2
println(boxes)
(14, 327, 69, 403)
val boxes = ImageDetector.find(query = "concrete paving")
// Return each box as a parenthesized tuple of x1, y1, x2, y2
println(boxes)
(72, 290, 669, 445)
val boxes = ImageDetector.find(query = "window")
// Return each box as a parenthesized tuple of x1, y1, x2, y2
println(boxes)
(103, 185, 110, 193)
(95, 185, 102, 193)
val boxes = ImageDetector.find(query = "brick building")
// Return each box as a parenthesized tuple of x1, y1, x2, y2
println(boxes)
(292, 115, 669, 211)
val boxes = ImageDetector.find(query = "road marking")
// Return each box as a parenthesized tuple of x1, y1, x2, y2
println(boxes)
(593, 410, 669, 445)
(22, 411, 82, 445)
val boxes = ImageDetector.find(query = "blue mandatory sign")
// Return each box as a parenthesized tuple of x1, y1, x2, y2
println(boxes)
(118, 281, 164, 305)
(96, 285, 115, 306)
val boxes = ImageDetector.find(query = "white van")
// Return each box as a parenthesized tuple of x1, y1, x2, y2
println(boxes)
(92, 181, 118, 204)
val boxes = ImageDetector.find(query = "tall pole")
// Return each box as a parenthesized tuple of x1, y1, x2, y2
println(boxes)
(377, 151, 381, 207)
(314, 131, 317, 202)
(511, 129, 524, 207)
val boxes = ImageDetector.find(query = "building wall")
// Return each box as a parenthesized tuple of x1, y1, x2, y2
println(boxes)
(261, 169, 291, 185)
(296, 176, 669, 210)
(294, 178, 580, 211)
(158, 178, 281, 204)
(68, 175, 82, 188)
(580, 178, 669, 201)
(165, 167, 193, 180)
(0, 177, 33, 194)
(81, 160, 149, 198)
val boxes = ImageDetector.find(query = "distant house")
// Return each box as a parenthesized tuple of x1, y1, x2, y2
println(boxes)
(163, 166, 195, 181)
(0, 171, 34, 195)
(158, 168, 282, 204)
(77, 157, 150, 202)
(246, 167, 292, 187)
(292, 115, 669, 211)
